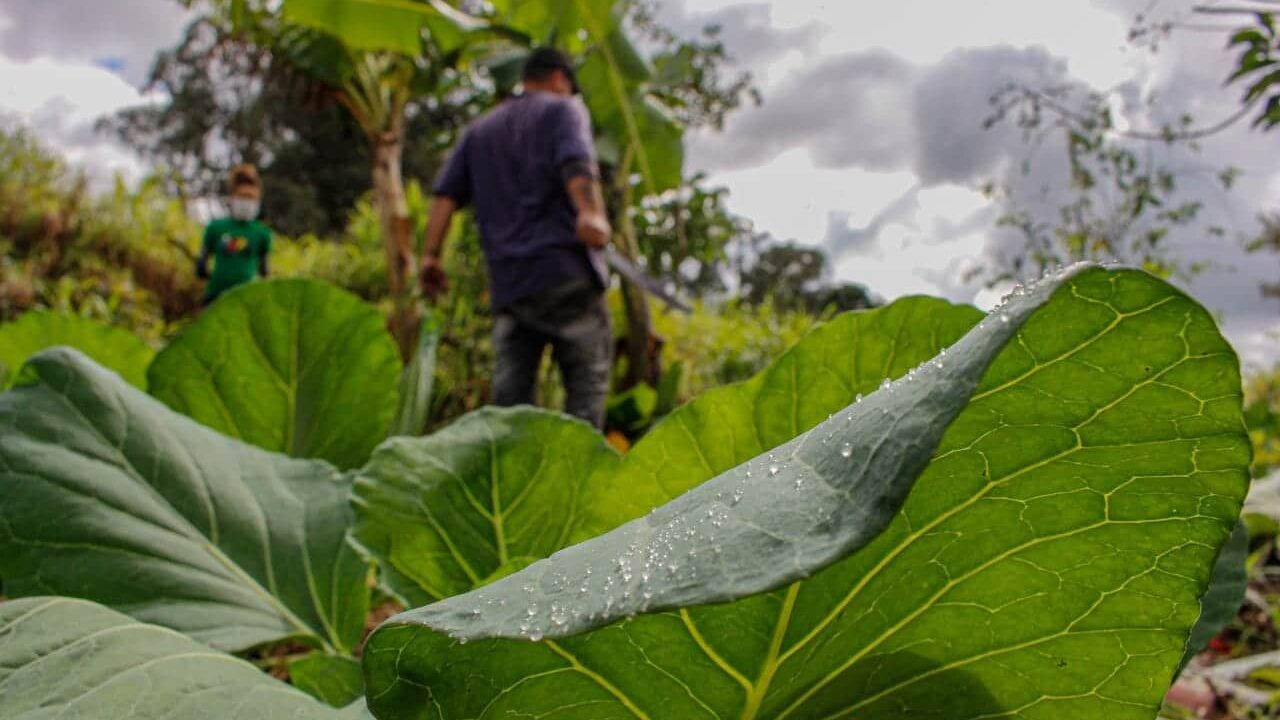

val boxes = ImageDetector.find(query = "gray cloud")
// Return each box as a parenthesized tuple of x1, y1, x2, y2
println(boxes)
(0, 0, 191, 86)
(675, 0, 1280, 359)
(824, 185, 921, 256)
(651, 2, 827, 70)
(911, 46, 1068, 184)
(689, 50, 919, 172)
(690, 44, 1070, 183)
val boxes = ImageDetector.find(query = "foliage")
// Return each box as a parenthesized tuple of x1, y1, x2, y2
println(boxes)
(0, 265, 1251, 719)
(106, 14, 485, 237)
(364, 266, 1249, 719)
(0, 311, 154, 389)
(391, 311, 441, 438)
(983, 83, 1225, 284)
(0, 598, 355, 720)
(1226, 12, 1280, 131)
(147, 279, 402, 469)
(648, 295, 817, 393)
(0, 126, 204, 341)
(0, 348, 371, 654)
(290, 654, 366, 708)
(1245, 362, 1280, 479)
(625, 0, 760, 132)
(738, 239, 879, 315)
(629, 174, 746, 296)
(272, 231, 389, 300)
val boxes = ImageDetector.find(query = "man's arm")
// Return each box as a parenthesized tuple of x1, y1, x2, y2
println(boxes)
(552, 99, 611, 249)
(565, 173, 611, 249)
(419, 195, 458, 300)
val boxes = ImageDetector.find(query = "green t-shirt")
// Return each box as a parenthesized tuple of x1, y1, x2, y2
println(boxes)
(202, 218, 272, 300)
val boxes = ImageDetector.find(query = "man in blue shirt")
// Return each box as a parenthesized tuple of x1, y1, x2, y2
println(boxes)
(420, 48, 614, 428)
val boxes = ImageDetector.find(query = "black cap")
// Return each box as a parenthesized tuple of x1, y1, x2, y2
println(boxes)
(522, 47, 581, 95)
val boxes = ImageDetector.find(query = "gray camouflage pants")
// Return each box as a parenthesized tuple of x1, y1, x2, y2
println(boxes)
(491, 279, 613, 429)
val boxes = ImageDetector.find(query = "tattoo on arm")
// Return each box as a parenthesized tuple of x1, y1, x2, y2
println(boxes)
(566, 175, 605, 217)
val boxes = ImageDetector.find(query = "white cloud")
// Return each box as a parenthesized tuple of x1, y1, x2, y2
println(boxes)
(0, 56, 161, 185)
(0, 0, 191, 85)
(708, 148, 919, 245)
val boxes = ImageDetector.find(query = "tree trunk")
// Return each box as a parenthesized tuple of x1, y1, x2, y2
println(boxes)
(370, 113, 419, 361)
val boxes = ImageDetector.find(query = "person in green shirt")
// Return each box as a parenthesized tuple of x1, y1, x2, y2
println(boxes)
(197, 164, 273, 305)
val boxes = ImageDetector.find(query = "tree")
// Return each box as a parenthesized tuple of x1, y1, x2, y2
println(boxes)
(151, 0, 490, 358)
(630, 175, 749, 297)
(983, 4, 1280, 289)
(1221, 9, 1280, 130)
(290, 0, 756, 387)
(737, 240, 878, 315)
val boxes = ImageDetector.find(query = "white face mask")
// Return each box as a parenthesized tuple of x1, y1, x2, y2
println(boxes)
(230, 197, 260, 221)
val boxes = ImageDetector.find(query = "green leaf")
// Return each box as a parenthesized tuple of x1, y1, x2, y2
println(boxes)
(148, 279, 401, 470)
(351, 407, 620, 608)
(1179, 520, 1249, 674)
(0, 348, 370, 654)
(363, 267, 1249, 719)
(576, 15, 684, 194)
(605, 382, 657, 434)
(0, 597, 349, 719)
(292, 654, 366, 708)
(283, 0, 485, 56)
(1244, 68, 1280, 103)
(490, 0, 616, 52)
(0, 311, 153, 390)
(390, 312, 440, 438)
(1230, 28, 1269, 48)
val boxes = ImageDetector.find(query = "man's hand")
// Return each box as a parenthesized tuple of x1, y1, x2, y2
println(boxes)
(419, 255, 449, 301)
(576, 211, 612, 249)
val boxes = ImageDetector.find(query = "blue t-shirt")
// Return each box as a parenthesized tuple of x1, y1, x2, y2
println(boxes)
(433, 92, 608, 310)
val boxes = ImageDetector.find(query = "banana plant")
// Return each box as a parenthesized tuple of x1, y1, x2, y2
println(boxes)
(201, 0, 488, 360)
(284, 0, 686, 388)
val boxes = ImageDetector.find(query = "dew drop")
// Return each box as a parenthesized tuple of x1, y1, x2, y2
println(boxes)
(768, 464, 780, 477)
(1000, 314, 1010, 324)
(855, 393, 864, 403)
(880, 378, 892, 391)
(794, 477, 804, 490)
(458, 637, 468, 645)
(840, 443, 854, 459)
(529, 631, 543, 642)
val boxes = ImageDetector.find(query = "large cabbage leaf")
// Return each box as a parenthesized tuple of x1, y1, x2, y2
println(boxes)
(0, 348, 370, 654)
(0, 597, 358, 719)
(352, 407, 622, 608)
(0, 311, 153, 389)
(148, 279, 401, 470)
(362, 267, 1249, 719)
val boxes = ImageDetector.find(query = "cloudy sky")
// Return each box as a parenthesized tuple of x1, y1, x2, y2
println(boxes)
(2, 0, 1278, 366)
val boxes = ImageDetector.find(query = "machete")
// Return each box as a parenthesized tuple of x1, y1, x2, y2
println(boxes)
(603, 245, 692, 314)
